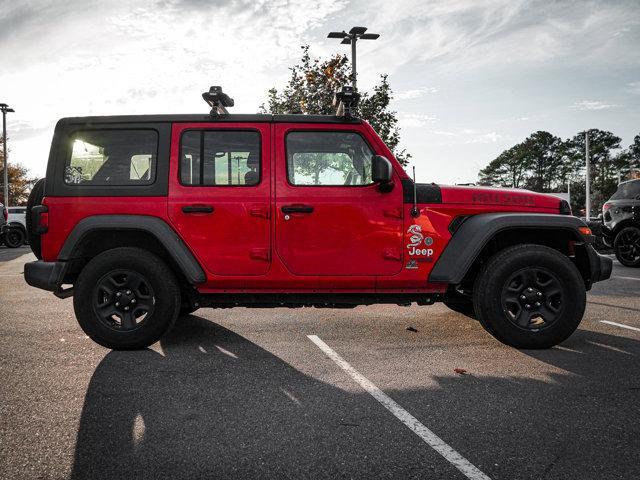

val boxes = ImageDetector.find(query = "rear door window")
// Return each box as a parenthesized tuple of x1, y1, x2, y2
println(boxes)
(65, 130, 157, 186)
(179, 130, 260, 186)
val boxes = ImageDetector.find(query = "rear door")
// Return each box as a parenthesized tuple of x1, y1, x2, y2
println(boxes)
(274, 124, 404, 276)
(168, 123, 271, 276)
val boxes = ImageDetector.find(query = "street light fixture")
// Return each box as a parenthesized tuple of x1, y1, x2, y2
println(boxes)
(0, 103, 14, 209)
(327, 26, 380, 90)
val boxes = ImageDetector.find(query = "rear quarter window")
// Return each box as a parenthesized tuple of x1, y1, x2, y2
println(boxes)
(64, 129, 158, 186)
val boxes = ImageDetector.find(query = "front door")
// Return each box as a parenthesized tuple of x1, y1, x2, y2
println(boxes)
(274, 124, 404, 276)
(168, 123, 271, 276)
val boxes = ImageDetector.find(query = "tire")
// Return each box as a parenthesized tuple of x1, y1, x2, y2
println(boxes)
(4, 227, 25, 248)
(26, 178, 45, 259)
(614, 226, 640, 267)
(73, 247, 180, 350)
(472, 244, 586, 349)
(443, 290, 476, 319)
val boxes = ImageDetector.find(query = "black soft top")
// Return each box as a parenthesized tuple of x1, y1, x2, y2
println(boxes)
(57, 114, 362, 126)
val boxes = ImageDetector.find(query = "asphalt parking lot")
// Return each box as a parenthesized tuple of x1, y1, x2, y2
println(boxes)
(1, 246, 639, 479)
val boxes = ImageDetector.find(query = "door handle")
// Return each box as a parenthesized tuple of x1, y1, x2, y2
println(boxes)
(182, 205, 214, 214)
(281, 204, 314, 214)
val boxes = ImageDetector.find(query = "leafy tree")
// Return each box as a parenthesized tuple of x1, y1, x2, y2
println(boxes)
(478, 131, 567, 191)
(260, 45, 411, 166)
(0, 137, 36, 206)
(478, 143, 530, 188)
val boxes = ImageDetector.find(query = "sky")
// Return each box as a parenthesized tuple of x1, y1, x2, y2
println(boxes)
(1, 0, 639, 184)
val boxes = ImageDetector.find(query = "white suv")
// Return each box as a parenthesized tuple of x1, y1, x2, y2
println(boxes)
(1, 206, 27, 248)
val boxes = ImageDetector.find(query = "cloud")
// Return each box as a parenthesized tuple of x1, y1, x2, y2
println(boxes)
(629, 82, 640, 94)
(395, 86, 438, 100)
(399, 113, 437, 128)
(572, 100, 619, 111)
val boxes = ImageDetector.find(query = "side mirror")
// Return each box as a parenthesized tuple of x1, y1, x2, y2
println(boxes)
(372, 155, 393, 192)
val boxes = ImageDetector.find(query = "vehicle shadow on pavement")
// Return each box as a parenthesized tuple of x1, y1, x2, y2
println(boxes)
(69, 316, 640, 480)
(69, 315, 432, 480)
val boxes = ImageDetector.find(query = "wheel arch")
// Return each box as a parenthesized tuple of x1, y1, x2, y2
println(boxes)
(58, 215, 206, 286)
(429, 213, 590, 286)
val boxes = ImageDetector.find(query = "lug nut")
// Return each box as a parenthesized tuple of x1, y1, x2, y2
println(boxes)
(525, 304, 531, 309)
(527, 287, 533, 292)
(520, 295, 526, 300)
(535, 302, 541, 307)
(115, 302, 120, 307)
(116, 292, 121, 297)
(126, 290, 131, 295)
(537, 292, 542, 296)
(124, 306, 129, 311)
(131, 299, 136, 304)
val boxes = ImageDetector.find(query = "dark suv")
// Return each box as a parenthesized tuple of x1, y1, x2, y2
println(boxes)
(603, 179, 640, 267)
(23, 87, 611, 351)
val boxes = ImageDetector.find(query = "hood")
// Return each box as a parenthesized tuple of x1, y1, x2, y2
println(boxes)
(438, 185, 564, 211)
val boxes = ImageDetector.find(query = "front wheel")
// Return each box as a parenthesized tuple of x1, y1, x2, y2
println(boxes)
(614, 226, 640, 267)
(473, 244, 586, 349)
(73, 247, 180, 350)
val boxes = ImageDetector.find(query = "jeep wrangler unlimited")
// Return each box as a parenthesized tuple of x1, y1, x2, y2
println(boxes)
(24, 87, 612, 350)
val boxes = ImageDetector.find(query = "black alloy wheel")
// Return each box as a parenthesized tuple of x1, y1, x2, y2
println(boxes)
(93, 269, 155, 331)
(501, 267, 563, 331)
(614, 226, 640, 267)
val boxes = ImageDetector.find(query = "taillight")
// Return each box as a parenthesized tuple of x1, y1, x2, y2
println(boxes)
(32, 205, 49, 234)
(602, 203, 612, 211)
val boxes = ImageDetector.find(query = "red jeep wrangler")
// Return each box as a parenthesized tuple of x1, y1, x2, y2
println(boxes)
(24, 87, 611, 350)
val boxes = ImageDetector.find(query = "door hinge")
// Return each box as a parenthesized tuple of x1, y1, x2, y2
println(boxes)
(383, 208, 403, 219)
(250, 206, 270, 218)
(383, 248, 402, 261)
(249, 248, 270, 261)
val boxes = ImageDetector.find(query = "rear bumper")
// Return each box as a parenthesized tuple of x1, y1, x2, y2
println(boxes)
(24, 260, 67, 292)
(586, 244, 612, 284)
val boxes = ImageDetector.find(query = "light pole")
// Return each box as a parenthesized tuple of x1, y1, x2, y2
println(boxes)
(327, 26, 380, 90)
(0, 103, 14, 208)
(585, 131, 591, 219)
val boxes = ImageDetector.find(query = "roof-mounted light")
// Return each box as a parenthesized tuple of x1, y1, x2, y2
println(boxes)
(202, 86, 234, 115)
(333, 85, 360, 119)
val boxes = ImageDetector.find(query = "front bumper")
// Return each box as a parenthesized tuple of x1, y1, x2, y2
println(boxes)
(586, 244, 612, 284)
(24, 260, 69, 295)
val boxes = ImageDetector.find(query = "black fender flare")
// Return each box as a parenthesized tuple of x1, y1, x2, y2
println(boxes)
(59, 215, 206, 284)
(429, 213, 587, 284)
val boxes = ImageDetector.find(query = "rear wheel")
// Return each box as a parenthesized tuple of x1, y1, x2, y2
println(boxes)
(4, 227, 25, 248)
(73, 247, 180, 350)
(26, 178, 45, 259)
(614, 226, 640, 267)
(473, 244, 585, 349)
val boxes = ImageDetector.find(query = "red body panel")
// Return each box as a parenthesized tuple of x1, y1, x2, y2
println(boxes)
(40, 120, 564, 295)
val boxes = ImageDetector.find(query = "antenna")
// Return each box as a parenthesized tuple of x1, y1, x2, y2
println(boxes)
(411, 166, 419, 217)
(202, 86, 234, 115)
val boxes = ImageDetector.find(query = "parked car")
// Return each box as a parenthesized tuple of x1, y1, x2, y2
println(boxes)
(602, 179, 640, 267)
(0, 203, 25, 248)
(23, 86, 611, 351)
(6, 206, 27, 247)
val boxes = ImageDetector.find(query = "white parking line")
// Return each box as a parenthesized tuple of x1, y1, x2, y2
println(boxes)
(600, 320, 640, 332)
(307, 335, 491, 480)
(613, 276, 640, 282)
